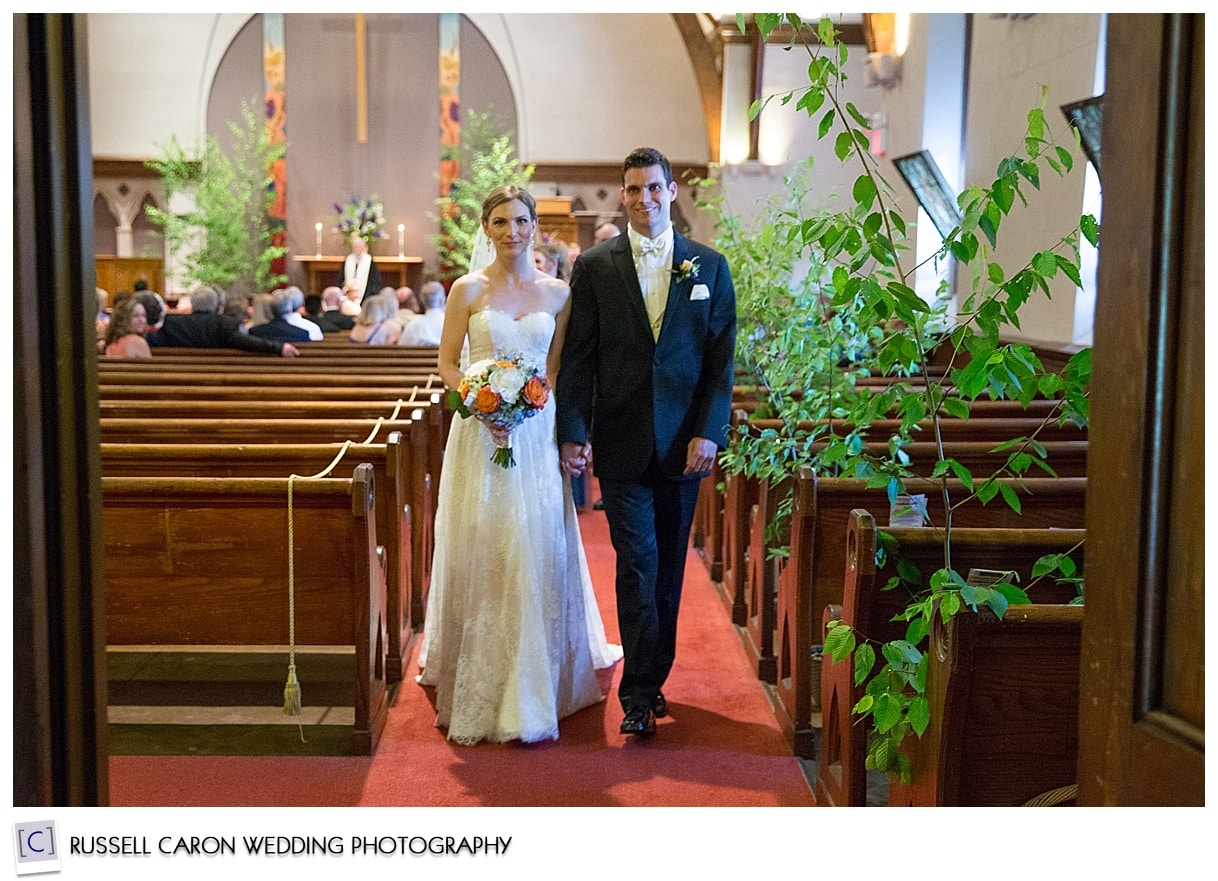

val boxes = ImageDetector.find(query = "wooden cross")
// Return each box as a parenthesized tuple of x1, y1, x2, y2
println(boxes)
(355, 12, 367, 143)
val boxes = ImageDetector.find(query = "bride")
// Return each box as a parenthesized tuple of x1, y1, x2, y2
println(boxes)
(417, 184, 622, 745)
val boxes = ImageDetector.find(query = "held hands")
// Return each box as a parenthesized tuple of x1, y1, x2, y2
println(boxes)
(560, 442, 592, 477)
(487, 423, 512, 448)
(684, 437, 717, 475)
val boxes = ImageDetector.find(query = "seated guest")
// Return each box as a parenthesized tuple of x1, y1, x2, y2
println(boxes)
(222, 292, 252, 331)
(321, 286, 355, 330)
(95, 287, 110, 326)
(533, 239, 568, 281)
(133, 290, 166, 333)
(349, 289, 402, 345)
(593, 221, 621, 245)
(101, 296, 152, 358)
(398, 281, 446, 347)
(147, 285, 299, 357)
(249, 292, 275, 330)
(566, 242, 582, 280)
(95, 287, 111, 348)
(250, 287, 319, 343)
(303, 293, 342, 334)
(340, 283, 363, 318)
(395, 285, 423, 327)
(279, 285, 322, 340)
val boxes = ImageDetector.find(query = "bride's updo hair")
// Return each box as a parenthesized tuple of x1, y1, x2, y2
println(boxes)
(480, 185, 537, 225)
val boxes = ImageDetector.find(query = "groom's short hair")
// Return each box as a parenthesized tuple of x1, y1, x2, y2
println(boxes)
(623, 147, 672, 186)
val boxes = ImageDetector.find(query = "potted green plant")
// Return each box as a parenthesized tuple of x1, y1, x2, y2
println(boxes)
(428, 107, 534, 279)
(145, 100, 288, 299)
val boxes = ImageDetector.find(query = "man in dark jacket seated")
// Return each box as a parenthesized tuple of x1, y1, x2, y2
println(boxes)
(321, 286, 356, 331)
(146, 285, 299, 356)
(303, 292, 343, 334)
(250, 287, 319, 343)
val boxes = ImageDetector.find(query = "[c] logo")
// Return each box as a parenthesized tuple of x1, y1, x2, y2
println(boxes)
(11, 821, 61, 876)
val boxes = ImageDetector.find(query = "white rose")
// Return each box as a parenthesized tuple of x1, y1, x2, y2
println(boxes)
(465, 358, 496, 377)
(489, 365, 525, 401)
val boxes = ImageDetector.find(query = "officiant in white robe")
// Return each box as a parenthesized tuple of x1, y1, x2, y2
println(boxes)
(338, 235, 383, 304)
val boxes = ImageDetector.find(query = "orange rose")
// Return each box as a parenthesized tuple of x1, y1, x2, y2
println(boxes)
(523, 376, 549, 408)
(474, 386, 501, 413)
(457, 379, 470, 399)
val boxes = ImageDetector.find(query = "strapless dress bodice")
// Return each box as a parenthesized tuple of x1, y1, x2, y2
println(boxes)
(467, 309, 555, 366)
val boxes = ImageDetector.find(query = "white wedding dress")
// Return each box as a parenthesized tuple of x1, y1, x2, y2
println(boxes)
(418, 309, 622, 745)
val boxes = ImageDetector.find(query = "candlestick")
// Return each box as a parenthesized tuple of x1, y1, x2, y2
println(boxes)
(314, 222, 323, 258)
(397, 224, 405, 259)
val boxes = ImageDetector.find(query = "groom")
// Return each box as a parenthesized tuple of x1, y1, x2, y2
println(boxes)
(557, 147, 736, 737)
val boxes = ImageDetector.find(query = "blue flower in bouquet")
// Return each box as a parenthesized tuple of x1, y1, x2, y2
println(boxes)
(333, 195, 389, 245)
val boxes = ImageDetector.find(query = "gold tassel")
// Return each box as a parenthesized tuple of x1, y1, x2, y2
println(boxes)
(283, 663, 302, 716)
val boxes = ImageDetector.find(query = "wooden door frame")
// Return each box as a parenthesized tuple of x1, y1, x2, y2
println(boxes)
(1076, 13, 1204, 807)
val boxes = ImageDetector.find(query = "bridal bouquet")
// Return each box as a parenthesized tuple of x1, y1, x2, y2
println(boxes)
(451, 354, 550, 468)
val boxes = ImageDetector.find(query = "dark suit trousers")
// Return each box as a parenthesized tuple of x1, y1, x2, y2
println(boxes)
(598, 458, 702, 712)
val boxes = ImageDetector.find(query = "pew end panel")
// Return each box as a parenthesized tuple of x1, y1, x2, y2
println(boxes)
(818, 508, 1085, 806)
(99, 432, 422, 686)
(887, 603, 1085, 807)
(744, 477, 789, 684)
(777, 471, 1087, 763)
(102, 465, 389, 755)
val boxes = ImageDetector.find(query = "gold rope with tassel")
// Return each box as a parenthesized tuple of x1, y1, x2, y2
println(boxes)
(283, 440, 354, 725)
(285, 475, 303, 718)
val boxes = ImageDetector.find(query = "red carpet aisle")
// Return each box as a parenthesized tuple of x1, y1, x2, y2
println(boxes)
(108, 503, 814, 807)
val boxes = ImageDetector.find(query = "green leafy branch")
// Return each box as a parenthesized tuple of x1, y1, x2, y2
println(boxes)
(729, 12, 1096, 781)
(145, 100, 288, 296)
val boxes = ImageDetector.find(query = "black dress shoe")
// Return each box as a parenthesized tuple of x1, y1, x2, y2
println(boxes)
(652, 691, 669, 718)
(619, 705, 656, 736)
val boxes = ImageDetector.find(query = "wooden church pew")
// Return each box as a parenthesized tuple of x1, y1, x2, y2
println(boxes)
(102, 464, 389, 755)
(774, 472, 1088, 759)
(718, 408, 1088, 635)
(816, 507, 1085, 805)
(724, 409, 1087, 685)
(885, 604, 1084, 807)
(100, 432, 429, 685)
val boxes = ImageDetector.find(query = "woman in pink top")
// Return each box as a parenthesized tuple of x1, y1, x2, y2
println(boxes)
(102, 297, 152, 358)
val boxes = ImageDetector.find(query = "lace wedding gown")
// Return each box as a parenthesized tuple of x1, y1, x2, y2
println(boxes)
(418, 309, 622, 745)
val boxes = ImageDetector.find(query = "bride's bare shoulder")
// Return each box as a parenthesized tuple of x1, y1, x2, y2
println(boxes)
(449, 272, 487, 308)
(535, 271, 567, 299)
(537, 273, 570, 307)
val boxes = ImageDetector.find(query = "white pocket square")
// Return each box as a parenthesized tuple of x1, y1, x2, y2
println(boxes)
(690, 284, 710, 301)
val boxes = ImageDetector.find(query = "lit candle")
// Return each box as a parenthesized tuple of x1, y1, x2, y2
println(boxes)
(397, 224, 405, 258)
(314, 222, 323, 258)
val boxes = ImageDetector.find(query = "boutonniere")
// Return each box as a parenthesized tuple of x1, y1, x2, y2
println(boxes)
(671, 256, 700, 284)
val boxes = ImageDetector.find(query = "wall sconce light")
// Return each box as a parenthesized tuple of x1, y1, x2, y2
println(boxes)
(865, 52, 902, 89)
(864, 13, 903, 90)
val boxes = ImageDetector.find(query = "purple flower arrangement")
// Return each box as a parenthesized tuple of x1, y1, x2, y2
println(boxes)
(333, 195, 388, 244)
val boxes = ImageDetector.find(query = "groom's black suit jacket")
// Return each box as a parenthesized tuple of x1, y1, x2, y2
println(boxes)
(556, 229, 736, 480)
